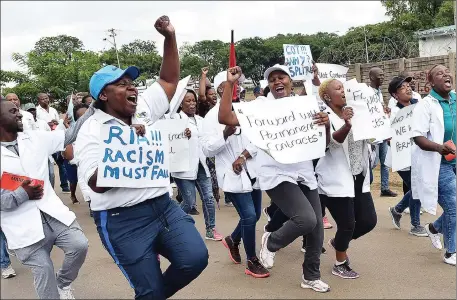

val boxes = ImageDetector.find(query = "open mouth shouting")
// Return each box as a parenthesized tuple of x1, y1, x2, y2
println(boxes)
(444, 77, 452, 89)
(126, 94, 138, 106)
(274, 85, 286, 98)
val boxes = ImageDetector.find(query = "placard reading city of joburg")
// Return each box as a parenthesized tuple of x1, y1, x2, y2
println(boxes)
(97, 124, 170, 188)
(155, 118, 190, 173)
(233, 96, 326, 164)
(343, 79, 391, 141)
(390, 104, 416, 172)
(283, 44, 314, 81)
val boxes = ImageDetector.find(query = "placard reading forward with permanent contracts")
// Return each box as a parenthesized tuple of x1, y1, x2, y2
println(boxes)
(233, 96, 326, 164)
(97, 124, 170, 188)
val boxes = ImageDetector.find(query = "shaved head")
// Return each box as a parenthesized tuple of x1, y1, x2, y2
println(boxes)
(369, 67, 384, 88)
(37, 93, 50, 108)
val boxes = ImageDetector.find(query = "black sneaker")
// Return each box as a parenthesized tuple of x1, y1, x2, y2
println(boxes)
(222, 236, 241, 264)
(332, 261, 359, 279)
(189, 207, 200, 215)
(381, 189, 398, 197)
(388, 207, 402, 229)
(245, 257, 270, 278)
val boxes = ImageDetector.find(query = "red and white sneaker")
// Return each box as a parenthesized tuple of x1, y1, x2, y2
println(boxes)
(206, 228, 223, 241)
(323, 216, 333, 229)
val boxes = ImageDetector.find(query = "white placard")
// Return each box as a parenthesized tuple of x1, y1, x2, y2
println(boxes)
(283, 44, 313, 81)
(390, 104, 416, 172)
(344, 81, 391, 141)
(169, 75, 191, 115)
(97, 124, 170, 188)
(316, 63, 348, 82)
(155, 118, 190, 173)
(233, 96, 326, 164)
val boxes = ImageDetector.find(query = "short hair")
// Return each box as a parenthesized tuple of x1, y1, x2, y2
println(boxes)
(318, 79, 337, 102)
(81, 94, 93, 104)
(369, 67, 382, 77)
(73, 103, 89, 121)
(427, 64, 441, 82)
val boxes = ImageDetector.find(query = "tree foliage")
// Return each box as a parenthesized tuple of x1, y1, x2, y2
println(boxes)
(3, 1, 455, 106)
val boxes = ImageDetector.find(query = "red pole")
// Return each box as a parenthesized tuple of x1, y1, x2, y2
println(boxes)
(229, 30, 238, 101)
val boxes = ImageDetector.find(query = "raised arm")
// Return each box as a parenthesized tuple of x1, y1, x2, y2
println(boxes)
(332, 107, 353, 144)
(199, 67, 209, 101)
(218, 67, 241, 127)
(155, 16, 179, 101)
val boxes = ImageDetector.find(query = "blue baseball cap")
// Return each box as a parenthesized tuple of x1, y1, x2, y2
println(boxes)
(89, 65, 140, 100)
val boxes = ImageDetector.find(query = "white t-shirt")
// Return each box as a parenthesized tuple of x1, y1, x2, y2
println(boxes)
(36, 105, 60, 123)
(74, 82, 170, 211)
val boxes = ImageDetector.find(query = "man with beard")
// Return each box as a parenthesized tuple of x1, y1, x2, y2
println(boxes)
(0, 98, 93, 299)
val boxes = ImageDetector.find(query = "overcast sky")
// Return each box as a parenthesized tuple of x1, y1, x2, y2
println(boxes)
(1, 1, 390, 72)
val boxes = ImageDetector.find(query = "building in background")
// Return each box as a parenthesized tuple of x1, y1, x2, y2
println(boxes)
(416, 25, 456, 58)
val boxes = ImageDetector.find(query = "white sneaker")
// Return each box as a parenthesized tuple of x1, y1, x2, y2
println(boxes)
(300, 276, 330, 293)
(58, 285, 75, 299)
(259, 232, 275, 269)
(1, 265, 16, 279)
(444, 253, 456, 266)
(263, 224, 270, 233)
(404, 208, 410, 214)
(262, 208, 271, 222)
(424, 223, 443, 250)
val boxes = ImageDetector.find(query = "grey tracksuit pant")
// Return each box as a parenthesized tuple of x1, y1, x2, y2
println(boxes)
(13, 212, 88, 299)
(265, 181, 324, 281)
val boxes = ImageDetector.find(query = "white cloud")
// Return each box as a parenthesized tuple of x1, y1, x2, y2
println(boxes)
(1, 1, 389, 71)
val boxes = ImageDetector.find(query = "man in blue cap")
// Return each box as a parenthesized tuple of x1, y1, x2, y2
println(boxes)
(75, 16, 208, 300)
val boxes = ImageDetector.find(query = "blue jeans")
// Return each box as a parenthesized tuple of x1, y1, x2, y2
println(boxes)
(52, 153, 69, 191)
(225, 189, 262, 259)
(93, 193, 208, 300)
(175, 164, 216, 230)
(378, 141, 390, 191)
(395, 170, 421, 227)
(0, 230, 11, 269)
(433, 163, 456, 253)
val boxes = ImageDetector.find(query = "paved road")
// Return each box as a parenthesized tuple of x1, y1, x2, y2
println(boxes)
(1, 170, 455, 299)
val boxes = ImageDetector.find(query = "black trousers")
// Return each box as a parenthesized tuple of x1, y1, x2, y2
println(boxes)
(320, 173, 377, 252)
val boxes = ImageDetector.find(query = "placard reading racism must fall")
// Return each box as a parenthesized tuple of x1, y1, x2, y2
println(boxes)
(344, 79, 391, 141)
(155, 118, 190, 173)
(390, 104, 416, 172)
(233, 96, 326, 164)
(97, 124, 170, 188)
(283, 44, 314, 81)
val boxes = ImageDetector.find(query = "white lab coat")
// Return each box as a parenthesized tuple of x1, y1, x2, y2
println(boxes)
(315, 112, 370, 197)
(171, 112, 210, 180)
(0, 131, 76, 249)
(20, 110, 36, 131)
(200, 103, 259, 193)
(411, 94, 447, 215)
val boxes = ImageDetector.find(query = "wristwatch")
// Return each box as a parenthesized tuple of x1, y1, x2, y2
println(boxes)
(239, 154, 247, 161)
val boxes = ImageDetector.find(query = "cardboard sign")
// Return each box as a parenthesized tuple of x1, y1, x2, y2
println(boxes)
(169, 75, 192, 115)
(283, 44, 314, 81)
(97, 124, 170, 188)
(390, 104, 416, 172)
(344, 80, 391, 141)
(154, 118, 190, 173)
(316, 63, 349, 83)
(233, 96, 326, 164)
(1, 172, 44, 191)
